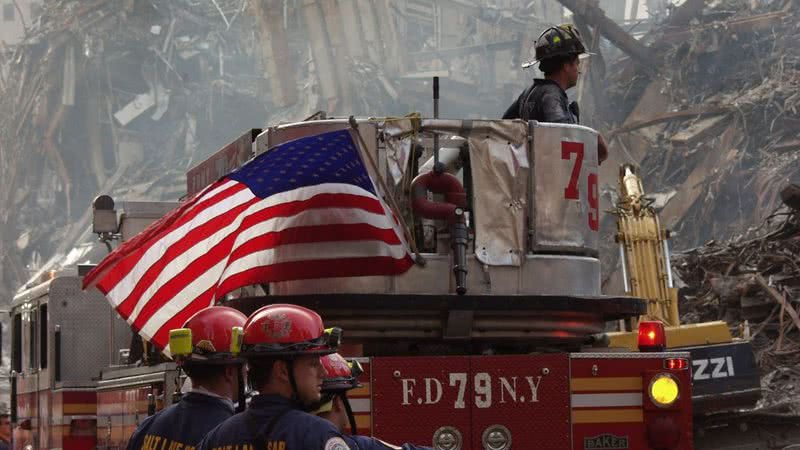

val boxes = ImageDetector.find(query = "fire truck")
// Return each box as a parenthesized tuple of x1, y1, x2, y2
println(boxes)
(11, 116, 695, 450)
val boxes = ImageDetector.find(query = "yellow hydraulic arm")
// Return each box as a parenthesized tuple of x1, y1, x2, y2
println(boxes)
(614, 164, 680, 327)
(609, 165, 732, 349)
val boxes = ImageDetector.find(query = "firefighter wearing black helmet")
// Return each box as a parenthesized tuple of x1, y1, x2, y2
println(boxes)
(503, 24, 608, 164)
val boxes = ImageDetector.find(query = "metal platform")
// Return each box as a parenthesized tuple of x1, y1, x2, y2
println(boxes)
(225, 293, 645, 350)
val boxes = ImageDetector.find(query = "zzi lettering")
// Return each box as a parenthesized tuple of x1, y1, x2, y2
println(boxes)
(693, 356, 735, 380)
(401, 372, 542, 409)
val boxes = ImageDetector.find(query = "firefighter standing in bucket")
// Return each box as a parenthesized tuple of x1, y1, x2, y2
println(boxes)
(313, 353, 433, 450)
(197, 304, 354, 450)
(503, 24, 608, 164)
(126, 306, 248, 450)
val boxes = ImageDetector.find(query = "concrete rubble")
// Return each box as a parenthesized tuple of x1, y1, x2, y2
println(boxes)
(598, 0, 800, 254)
(675, 188, 800, 412)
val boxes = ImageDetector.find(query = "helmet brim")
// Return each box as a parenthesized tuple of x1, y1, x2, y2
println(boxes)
(521, 51, 595, 69)
(240, 344, 337, 358)
(179, 354, 246, 366)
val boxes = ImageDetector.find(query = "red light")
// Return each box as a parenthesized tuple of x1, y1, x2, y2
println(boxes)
(665, 358, 688, 370)
(638, 321, 666, 352)
(646, 414, 681, 448)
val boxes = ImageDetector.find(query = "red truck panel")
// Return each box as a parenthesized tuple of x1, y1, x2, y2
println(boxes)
(371, 355, 571, 449)
(372, 356, 472, 449)
(571, 354, 693, 450)
(471, 354, 571, 449)
(97, 385, 159, 449)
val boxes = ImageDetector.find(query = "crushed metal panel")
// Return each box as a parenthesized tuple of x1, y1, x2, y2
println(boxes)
(467, 120, 529, 266)
(382, 118, 417, 185)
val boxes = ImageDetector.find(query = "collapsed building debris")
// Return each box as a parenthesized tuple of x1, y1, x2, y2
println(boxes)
(597, 0, 800, 289)
(674, 193, 800, 412)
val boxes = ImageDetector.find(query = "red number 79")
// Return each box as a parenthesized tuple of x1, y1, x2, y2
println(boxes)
(561, 141, 599, 231)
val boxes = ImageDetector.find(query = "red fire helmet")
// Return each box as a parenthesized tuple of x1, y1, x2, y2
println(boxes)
(241, 304, 341, 357)
(170, 306, 247, 365)
(321, 353, 363, 393)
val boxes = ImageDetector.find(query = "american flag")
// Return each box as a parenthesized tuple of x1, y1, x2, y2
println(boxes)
(84, 129, 414, 350)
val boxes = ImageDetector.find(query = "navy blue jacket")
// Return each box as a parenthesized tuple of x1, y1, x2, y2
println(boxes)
(197, 394, 352, 450)
(127, 392, 234, 450)
(347, 435, 432, 450)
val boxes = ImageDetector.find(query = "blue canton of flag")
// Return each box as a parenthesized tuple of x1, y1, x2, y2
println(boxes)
(229, 129, 376, 199)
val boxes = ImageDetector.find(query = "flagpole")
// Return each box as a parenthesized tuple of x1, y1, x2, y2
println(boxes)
(348, 116, 424, 264)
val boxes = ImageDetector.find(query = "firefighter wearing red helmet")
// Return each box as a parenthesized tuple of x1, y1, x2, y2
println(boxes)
(502, 24, 608, 164)
(126, 306, 247, 450)
(197, 304, 355, 450)
(314, 354, 433, 450)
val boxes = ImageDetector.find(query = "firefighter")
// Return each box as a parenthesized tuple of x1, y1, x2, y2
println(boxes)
(502, 24, 608, 164)
(0, 409, 10, 450)
(126, 306, 248, 450)
(197, 303, 353, 450)
(313, 353, 433, 450)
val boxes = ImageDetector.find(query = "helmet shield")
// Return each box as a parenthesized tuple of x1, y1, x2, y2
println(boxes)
(321, 354, 363, 392)
(241, 304, 341, 357)
(523, 24, 591, 68)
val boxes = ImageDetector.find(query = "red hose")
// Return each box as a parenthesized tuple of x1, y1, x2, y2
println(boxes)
(410, 171, 467, 223)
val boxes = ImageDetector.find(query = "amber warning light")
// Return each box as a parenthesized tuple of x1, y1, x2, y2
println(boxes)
(638, 321, 666, 352)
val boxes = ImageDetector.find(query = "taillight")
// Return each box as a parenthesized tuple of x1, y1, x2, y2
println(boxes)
(648, 373, 680, 408)
(664, 358, 688, 370)
(644, 369, 687, 450)
(638, 321, 666, 352)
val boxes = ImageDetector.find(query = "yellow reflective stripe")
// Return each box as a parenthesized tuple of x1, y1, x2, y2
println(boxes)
(572, 408, 643, 424)
(355, 414, 371, 430)
(349, 383, 370, 397)
(63, 403, 97, 414)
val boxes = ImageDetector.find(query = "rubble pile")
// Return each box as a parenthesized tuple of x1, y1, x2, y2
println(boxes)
(601, 0, 800, 251)
(0, 0, 280, 300)
(674, 186, 800, 411)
